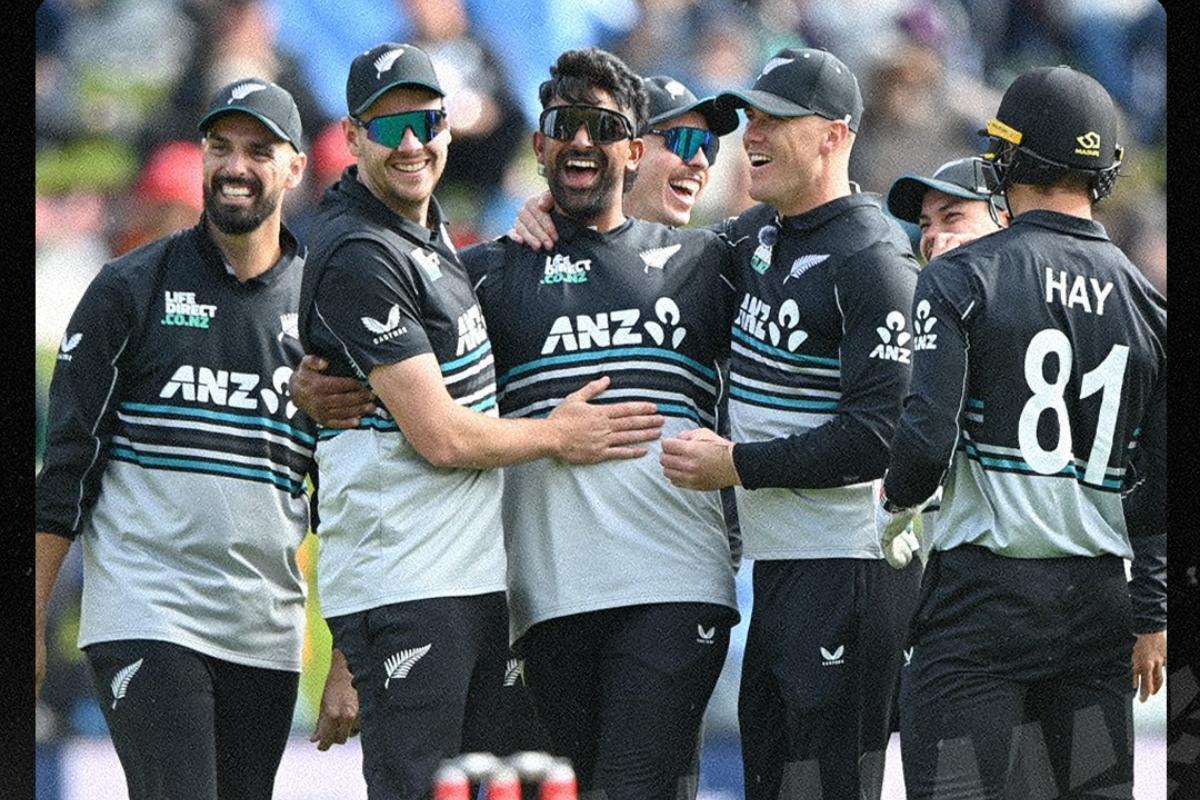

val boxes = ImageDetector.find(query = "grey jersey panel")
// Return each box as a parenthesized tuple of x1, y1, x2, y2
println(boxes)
(503, 417, 737, 641)
(933, 455, 1132, 559)
(730, 392, 881, 560)
(78, 464, 309, 670)
(315, 419, 506, 618)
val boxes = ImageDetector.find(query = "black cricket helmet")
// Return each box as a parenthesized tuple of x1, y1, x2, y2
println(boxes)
(982, 65, 1123, 201)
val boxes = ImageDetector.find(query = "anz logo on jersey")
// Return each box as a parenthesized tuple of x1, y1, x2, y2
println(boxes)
(735, 293, 809, 352)
(158, 364, 298, 417)
(455, 305, 488, 356)
(540, 297, 687, 354)
(869, 310, 912, 364)
(913, 300, 938, 351)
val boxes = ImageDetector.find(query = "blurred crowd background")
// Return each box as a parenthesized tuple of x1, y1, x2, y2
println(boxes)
(35, 0, 1167, 796)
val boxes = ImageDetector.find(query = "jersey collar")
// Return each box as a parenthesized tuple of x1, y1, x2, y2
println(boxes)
(330, 165, 453, 252)
(192, 214, 303, 287)
(776, 192, 882, 233)
(1010, 209, 1110, 241)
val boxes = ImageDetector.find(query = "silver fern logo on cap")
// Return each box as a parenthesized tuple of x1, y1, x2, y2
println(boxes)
(374, 48, 406, 78)
(228, 82, 266, 103)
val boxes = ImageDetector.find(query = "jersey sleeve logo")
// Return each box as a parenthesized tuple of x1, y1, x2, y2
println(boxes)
(58, 331, 83, 361)
(913, 300, 938, 351)
(362, 304, 408, 343)
(869, 310, 912, 364)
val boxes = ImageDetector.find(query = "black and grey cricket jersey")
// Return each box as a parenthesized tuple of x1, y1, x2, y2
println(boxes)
(722, 194, 919, 560)
(36, 219, 316, 672)
(464, 213, 740, 642)
(884, 211, 1167, 568)
(299, 168, 504, 618)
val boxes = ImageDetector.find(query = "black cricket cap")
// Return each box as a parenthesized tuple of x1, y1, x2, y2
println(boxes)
(347, 42, 444, 117)
(642, 75, 739, 136)
(985, 65, 1119, 171)
(715, 48, 863, 132)
(197, 78, 303, 151)
(887, 157, 1006, 223)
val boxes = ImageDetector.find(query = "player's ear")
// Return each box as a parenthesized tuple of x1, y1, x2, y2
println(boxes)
(532, 131, 546, 168)
(626, 136, 644, 170)
(343, 117, 362, 158)
(284, 152, 307, 190)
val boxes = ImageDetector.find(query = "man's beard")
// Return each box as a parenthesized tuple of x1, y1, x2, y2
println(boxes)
(545, 147, 622, 223)
(204, 175, 280, 235)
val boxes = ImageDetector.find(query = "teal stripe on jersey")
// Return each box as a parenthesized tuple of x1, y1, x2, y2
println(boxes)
(521, 401, 701, 424)
(960, 441, 1123, 490)
(109, 445, 303, 493)
(729, 384, 839, 411)
(119, 402, 316, 446)
(441, 340, 493, 373)
(317, 414, 400, 440)
(730, 326, 840, 366)
(471, 396, 497, 413)
(499, 346, 717, 385)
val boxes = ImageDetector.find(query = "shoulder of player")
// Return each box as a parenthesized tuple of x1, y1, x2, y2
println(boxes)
(623, 217, 725, 255)
(94, 225, 209, 301)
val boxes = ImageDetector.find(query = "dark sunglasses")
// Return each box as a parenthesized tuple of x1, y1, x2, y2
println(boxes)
(538, 105, 634, 144)
(646, 126, 720, 165)
(352, 109, 448, 148)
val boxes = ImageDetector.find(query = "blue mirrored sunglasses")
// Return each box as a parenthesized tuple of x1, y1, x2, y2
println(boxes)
(353, 109, 448, 148)
(646, 126, 719, 165)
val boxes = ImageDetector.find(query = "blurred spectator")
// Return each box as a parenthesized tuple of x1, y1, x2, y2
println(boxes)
(465, 0, 638, 124)
(269, 0, 405, 121)
(109, 140, 204, 256)
(286, 120, 356, 244)
(400, 0, 527, 243)
(848, 41, 981, 195)
(140, 0, 328, 158)
(1061, 0, 1165, 146)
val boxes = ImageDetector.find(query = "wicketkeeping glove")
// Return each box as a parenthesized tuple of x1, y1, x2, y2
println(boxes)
(875, 492, 921, 570)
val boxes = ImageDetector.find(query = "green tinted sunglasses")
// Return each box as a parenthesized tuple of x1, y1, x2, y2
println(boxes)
(353, 109, 448, 148)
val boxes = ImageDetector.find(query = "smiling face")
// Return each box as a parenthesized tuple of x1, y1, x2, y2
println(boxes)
(740, 107, 834, 215)
(917, 189, 1003, 261)
(201, 114, 304, 236)
(346, 85, 449, 224)
(625, 110, 711, 227)
(534, 89, 643, 229)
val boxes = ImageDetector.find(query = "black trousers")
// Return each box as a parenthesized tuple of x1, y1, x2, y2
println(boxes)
(738, 556, 922, 800)
(85, 639, 299, 800)
(327, 592, 548, 800)
(518, 602, 735, 800)
(900, 545, 1136, 800)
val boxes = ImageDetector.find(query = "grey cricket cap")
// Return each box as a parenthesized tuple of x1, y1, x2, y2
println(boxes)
(347, 42, 444, 117)
(886, 156, 1006, 223)
(715, 47, 863, 132)
(642, 75, 739, 135)
(197, 78, 303, 151)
